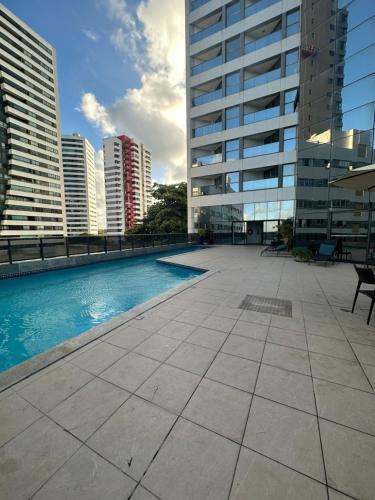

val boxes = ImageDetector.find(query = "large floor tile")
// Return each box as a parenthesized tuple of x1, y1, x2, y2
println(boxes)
(310, 352, 372, 391)
(0, 417, 80, 500)
(87, 395, 176, 480)
(320, 419, 375, 500)
(212, 305, 242, 319)
(48, 378, 130, 441)
(142, 418, 239, 500)
(362, 363, 375, 390)
(230, 447, 327, 500)
(351, 342, 375, 367)
(307, 336, 355, 361)
(186, 326, 227, 351)
(270, 316, 305, 333)
(0, 392, 42, 448)
(105, 326, 152, 350)
(134, 334, 181, 361)
(100, 352, 160, 392)
(244, 396, 325, 481)
(136, 364, 200, 414)
(131, 314, 170, 333)
(167, 342, 216, 375)
(328, 489, 353, 500)
(16, 362, 93, 413)
(239, 310, 271, 326)
(263, 343, 311, 375)
(305, 321, 345, 340)
(314, 378, 375, 436)
(267, 327, 307, 350)
(132, 486, 158, 500)
(221, 335, 264, 362)
(255, 364, 316, 414)
(33, 446, 135, 500)
(174, 309, 209, 326)
(232, 321, 269, 341)
(157, 320, 196, 340)
(70, 342, 127, 375)
(183, 378, 251, 442)
(206, 352, 259, 392)
(201, 315, 237, 333)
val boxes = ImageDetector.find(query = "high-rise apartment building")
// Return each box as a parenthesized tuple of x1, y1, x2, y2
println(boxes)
(186, 0, 375, 251)
(62, 134, 98, 236)
(0, 3, 66, 237)
(103, 134, 152, 234)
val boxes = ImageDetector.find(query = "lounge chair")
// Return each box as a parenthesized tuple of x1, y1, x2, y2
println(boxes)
(312, 242, 336, 265)
(352, 265, 375, 324)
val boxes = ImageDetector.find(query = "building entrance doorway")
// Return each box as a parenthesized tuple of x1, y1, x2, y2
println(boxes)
(231, 220, 280, 245)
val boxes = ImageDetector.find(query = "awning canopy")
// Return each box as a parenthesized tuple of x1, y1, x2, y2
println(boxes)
(329, 164, 375, 192)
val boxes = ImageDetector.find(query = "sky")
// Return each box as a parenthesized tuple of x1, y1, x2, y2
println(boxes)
(3, 0, 187, 226)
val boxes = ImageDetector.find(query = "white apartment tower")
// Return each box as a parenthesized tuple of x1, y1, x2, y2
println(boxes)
(62, 134, 98, 235)
(103, 134, 152, 234)
(0, 3, 66, 236)
(186, 0, 300, 240)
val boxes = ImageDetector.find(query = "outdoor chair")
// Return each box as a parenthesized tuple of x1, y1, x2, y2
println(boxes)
(313, 242, 336, 264)
(352, 265, 375, 324)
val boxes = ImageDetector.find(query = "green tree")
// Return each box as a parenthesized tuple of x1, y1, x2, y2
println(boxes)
(128, 182, 187, 234)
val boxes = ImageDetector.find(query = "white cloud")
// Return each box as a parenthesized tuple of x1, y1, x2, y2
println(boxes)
(82, 28, 98, 41)
(94, 149, 107, 228)
(80, 0, 186, 184)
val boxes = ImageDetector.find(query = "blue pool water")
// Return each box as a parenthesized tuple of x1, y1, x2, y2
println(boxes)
(0, 248, 203, 372)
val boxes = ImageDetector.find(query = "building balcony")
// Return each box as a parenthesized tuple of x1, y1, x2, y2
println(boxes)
(190, 0, 210, 11)
(245, 29, 282, 55)
(193, 121, 223, 138)
(243, 141, 280, 158)
(245, 0, 280, 18)
(192, 184, 223, 196)
(243, 105, 280, 125)
(244, 67, 281, 90)
(191, 20, 223, 44)
(192, 55, 222, 76)
(193, 88, 223, 107)
(243, 177, 278, 191)
(192, 152, 223, 167)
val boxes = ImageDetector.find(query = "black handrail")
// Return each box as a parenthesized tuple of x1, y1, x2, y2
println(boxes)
(0, 233, 198, 265)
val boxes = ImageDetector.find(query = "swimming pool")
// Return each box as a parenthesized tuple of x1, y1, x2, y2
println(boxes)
(0, 248, 204, 372)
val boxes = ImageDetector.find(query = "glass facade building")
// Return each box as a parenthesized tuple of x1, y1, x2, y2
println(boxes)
(186, 0, 375, 259)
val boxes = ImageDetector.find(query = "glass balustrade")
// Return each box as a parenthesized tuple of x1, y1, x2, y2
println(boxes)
(192, 153, 223, 166)
(193, 88, 223, 106)
(243, 105, 280, 125)
(190, 0, 210, 11)
(194, 122, 223, 137)
(192, 185, 223, 196)
(191, 21, 223, 44)
(245, 0, 280, 17)
(243, 141, 280, 158)
(245, 30, 282, 54)
(192, 55, 222, 75)
(243, 177, 278, 190)
(244, 68, 281, 90)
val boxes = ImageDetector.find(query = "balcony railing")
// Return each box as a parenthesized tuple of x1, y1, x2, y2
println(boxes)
(245, 0, 280, 18)
(245, 30, 282, 54)
(243, 105, 280, 125)
(190, 0, 210, 11)
(193, 88, 223, 106)
(192, 185, 223, 196)
(191, 21, 223, 44)
(243, 177, 278, 191)
(244, 68, 281, 90)
(193, 122, 223, 137)
(192, 153, 223, 167)
(243, 141, 280, 158)
(191, 55, 222, 76)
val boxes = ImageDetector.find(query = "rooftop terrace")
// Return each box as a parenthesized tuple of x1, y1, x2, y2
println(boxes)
(0, 245, 374, 500)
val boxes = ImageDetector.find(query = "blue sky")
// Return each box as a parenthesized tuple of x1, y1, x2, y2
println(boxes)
(3, 0, 144, 151)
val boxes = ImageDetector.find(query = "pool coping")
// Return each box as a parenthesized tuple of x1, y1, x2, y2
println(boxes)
(0, 250, 214, 392)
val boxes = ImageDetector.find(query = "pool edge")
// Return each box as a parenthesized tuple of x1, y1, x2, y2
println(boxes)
(0, 260, 213, 392)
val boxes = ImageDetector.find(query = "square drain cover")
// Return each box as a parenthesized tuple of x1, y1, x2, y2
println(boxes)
(239, 295, 292, 317)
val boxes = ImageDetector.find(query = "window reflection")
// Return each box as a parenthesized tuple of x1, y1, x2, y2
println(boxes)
(226, 71, 241, 96)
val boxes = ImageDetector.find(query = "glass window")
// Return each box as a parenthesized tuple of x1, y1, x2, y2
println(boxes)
(254, 202, 267, 220)
(280, 200, 294, 219)
(286, 9, 300, 37)
(343, 45, 375, 87)
(226, 1, 241, 26)
(267, 201, 281, 220)
(226, 139, 240, 161)
(284, 127, 297, 151)
(226, 71, 241, 96)
(226, 106, 240, 129)
(226, 36, 241, 62)
(226, 171, 240, 192)
(285, 49, 299, 76)
(284, 89, 298, 114)
(244, 203, 254, 220)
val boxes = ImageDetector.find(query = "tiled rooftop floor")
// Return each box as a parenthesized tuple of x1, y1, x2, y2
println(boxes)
(1, 245, 375, 499)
